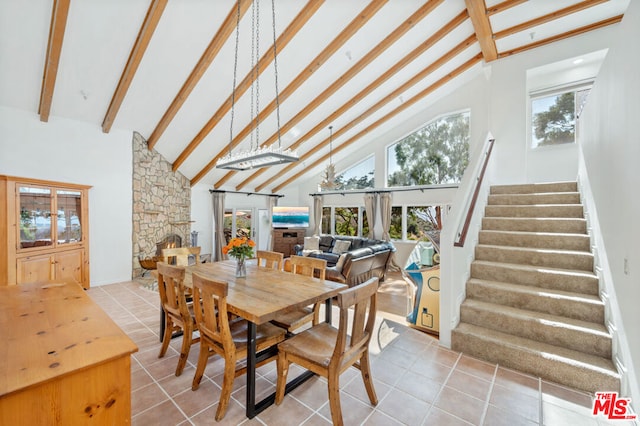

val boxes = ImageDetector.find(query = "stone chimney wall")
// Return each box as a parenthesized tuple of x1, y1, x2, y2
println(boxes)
(132, 132, 191, 277)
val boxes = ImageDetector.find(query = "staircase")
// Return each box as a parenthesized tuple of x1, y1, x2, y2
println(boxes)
(451, 181, 620, 393)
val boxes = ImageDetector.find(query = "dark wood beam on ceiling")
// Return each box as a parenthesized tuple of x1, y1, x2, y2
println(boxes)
(172, 0, 324, 171)
(465, 0, 497, 62)
(271, 53, 484, 193)
(190, 0, 389, 186)
(256, 34, 478, 193)
(215, 0, 445, 189)
(499, 14, 623, 58)
(38, 0, 71, 122)
(102, 0, 168, 133)
(486, 0, 527, 16)
(236, 9, 469, 191)
(494, 0, 608, 40)
(146, 0, 253, 150)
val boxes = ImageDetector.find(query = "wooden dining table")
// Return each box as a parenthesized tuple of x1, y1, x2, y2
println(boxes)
(160, 259, 347, 419)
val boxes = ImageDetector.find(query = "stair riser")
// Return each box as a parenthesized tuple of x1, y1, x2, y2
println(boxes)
(459, 303, 611, 358)
(478, 231, 591, 251)
(485, 205, 584, 218)
(490, 182, 578, 195)
(471, 262, 599, 295)
(451, 330, 619, 393)
(475, 246, 594, 271)
(488, 193, 581, 205)
(466, 281, 604, 323)
(482, 218, 587, 234)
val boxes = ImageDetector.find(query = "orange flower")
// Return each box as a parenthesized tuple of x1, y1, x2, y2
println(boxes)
(223, 237, 255, 259)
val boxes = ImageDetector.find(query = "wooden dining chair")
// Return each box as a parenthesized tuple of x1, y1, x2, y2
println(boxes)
(275, 277, 379, 425)
(156, 262, 199, 376)
(190, 273, 286, 421)
(270, 255, 327, 333)
(160, 246, 201, 266)
(256, 250, 284, 270)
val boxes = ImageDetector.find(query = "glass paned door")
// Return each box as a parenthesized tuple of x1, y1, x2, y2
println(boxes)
(19, 186, 53, 248)
(56, 190, 82, 244)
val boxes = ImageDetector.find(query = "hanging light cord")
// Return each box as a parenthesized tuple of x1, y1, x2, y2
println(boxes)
(228, 1, 242, 157)
(329, 125, 333, 165)
(271, 0, 283, 148)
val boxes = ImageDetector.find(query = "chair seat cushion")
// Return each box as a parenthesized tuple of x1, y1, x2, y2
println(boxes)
(278, 323, 348, 368)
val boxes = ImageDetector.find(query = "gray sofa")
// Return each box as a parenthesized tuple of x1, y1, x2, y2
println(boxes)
(294, 235, 395, 287)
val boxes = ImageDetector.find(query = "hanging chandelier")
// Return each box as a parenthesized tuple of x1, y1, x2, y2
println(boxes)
(319, 125, 339, 190)
(216, 0, 298, 171)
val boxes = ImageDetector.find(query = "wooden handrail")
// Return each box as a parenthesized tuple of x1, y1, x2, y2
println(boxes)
(454, 138, 495, 247)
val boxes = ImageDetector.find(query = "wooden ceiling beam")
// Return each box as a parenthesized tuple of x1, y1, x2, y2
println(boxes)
(486, 0, 526, 16)
(102, 0, 168, 133)
(172, 0, 324, 171)
(215, 0, 445, 189)
(499, 14, 623, 58)
(255, 34, 477, 193)
(190, 0, 388, 186)
(271, 54, 483, 193)
(236, 8, 469, 191)
(465, 0, 497, 62)
(146, 0, 253, 150)
(494, 0, 608, 40)
(38, 0, 71, 122)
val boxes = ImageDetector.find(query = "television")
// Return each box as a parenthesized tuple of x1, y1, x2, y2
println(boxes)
(272, 206, 310, 228)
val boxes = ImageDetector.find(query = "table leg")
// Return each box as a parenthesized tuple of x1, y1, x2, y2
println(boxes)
(159, 306, 164, 342)
(325, 297, 333, 324)
(246, 321, 257, 418)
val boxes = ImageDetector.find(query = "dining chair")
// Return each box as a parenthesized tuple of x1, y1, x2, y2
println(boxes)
(270, 255, 327, 333)
(156, 262, 199, 376)
(190, 273, 286, 421)
(256, 250, 284, 270)
(275, 277, 379, 426)
(160, 246, 201, 266)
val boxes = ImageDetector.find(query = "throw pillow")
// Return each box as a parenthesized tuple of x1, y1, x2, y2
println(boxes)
(303, 236, 320, 251)
(334, 253, 348, 271)
(331, 239, 351, 254)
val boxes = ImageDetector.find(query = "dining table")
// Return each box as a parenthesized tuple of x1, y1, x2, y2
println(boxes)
(159, 259, 347, 419)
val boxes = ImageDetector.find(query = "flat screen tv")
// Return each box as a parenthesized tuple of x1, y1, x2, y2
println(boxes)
(272, 206, 310, 228)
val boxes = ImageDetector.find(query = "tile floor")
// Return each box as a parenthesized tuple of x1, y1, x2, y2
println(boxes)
(87, 278, 636, 426)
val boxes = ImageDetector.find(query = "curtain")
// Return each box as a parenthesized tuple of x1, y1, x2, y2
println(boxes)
(363, 193, 376, 239)
(268, 196, 278, 250)
(312, 194, 323, 236)
(212, 191, 226, 261)
(379, 192, 400, 270)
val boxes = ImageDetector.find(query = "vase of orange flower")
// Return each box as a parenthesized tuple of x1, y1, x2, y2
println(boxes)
(222, 236, 255, 278)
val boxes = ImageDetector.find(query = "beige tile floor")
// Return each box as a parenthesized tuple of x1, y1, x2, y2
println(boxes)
(86, 275, 635, 426)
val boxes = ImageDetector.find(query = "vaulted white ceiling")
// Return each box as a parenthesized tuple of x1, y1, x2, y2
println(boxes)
(0, 0, 629, 193)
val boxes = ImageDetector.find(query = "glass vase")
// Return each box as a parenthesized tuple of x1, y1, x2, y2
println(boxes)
(235, 256, 246, 278)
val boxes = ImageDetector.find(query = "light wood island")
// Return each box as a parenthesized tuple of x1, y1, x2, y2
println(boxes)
(0, 281, 138, 424)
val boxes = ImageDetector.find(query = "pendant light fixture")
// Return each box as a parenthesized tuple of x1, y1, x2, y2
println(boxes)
(319, 125, 339, 190)
(216, 0, 298, 171)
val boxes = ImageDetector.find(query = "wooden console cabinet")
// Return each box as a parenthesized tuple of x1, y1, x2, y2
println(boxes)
(272, 228, 305, 257)
(0, 281, 138, 424)
(0, 176, 91, 288)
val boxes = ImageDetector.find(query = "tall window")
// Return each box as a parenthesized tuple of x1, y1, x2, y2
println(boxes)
(334, 207, 358, 236)
(407, 205, 442, 241)
(388, 111, 470, 186)
(389, 206, 402, 239)
(335, 156, 374, 190)
(530, 85, 591, 148)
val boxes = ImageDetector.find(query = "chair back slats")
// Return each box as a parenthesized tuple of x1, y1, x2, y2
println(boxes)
(160, 246, 201, 266)
(256, 250, 284, 270)
(289, 255, 326, 279)
(157, 262, 188, 320)
(191, 272, 234, 352)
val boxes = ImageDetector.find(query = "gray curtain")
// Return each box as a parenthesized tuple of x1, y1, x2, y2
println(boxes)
(363, 193, 376, 239)
(212, 191, 226, 261)
(379, 192, 392, 241)
(268, 196, 278, 250)
(313, 194, 323, 236)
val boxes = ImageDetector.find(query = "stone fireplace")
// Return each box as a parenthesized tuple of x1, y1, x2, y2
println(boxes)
(132, 132, 192, 277)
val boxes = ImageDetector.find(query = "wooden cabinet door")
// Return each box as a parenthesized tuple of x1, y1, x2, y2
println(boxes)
(55, 250, 84, 285)
(17, 254, 53, 284)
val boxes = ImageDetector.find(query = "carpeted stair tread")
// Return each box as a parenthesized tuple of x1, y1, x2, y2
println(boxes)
(482, 217, 587, 233)
(485, 204, 584, 218)
(478, 230, 591, 251)
(466, 278, 604, 322)
(451, 323, 619, 393)
(470, 260, 599, 294)
(488, 192, 581, 205)
(460, 299, 611, 358)
(490, 181, 578, 195)
(475, 244, 594, 271)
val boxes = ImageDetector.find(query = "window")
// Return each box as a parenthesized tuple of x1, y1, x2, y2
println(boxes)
(389, 206, 402, 239)
(387, 111, 469, 186)
(407, 205, 442, 241)
(334, 207, 358, 236)
(530, 85, 591, 148)
(223, 209, 252, 244)
(336, 156, 374, 190)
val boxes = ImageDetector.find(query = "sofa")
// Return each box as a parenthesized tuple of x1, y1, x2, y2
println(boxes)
(294, 235, 396, 287)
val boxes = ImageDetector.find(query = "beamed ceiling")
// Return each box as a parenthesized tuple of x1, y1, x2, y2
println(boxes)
(0, 0, 629, 193)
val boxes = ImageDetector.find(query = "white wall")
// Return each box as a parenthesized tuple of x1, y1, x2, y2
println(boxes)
(579, 0, 640, 406)
(0, 106, 132, 286)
